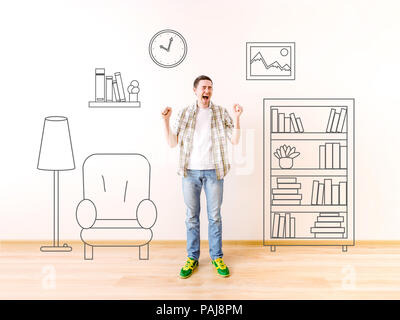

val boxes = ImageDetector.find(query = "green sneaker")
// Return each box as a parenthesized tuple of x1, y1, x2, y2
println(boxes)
(179, 257, 199, 279)
(211, 257, 230, 277)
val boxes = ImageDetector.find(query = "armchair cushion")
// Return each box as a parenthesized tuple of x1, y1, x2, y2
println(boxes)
(91, 219, 141, 229)
(76, 199, 97, 229)
(81, 228, 152, 246)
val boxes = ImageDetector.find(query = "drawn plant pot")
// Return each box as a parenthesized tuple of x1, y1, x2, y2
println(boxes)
(279, 157, 293, 169)
(273, 145, 300, 170)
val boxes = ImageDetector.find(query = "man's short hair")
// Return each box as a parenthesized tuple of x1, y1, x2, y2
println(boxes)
(193, 75, 213, 88)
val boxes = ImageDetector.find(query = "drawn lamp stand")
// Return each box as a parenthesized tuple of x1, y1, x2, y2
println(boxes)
(37, 116, 75, 252)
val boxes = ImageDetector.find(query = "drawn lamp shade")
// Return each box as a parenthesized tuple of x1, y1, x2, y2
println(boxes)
(37, 116, 75, 252)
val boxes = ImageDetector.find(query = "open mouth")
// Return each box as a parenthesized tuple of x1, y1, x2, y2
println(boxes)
(202, 95, 209, 100)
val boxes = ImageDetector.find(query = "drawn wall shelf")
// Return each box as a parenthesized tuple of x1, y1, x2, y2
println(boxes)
(263, 98, 354, 252)
(89, 68, 141, 109)
(88, 101, 140, 108)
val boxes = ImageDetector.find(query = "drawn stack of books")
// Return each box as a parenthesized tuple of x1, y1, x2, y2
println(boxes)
(89, 68, 140, 108)
(271, 213, 296, 238)
(310, 213, 345, 238)
(271, 109, 304, 133)
(319, 143, 347, 169)
(326, 107, 347, 132)
(311, 180, 347, 206)
(272, 177, 302, 205)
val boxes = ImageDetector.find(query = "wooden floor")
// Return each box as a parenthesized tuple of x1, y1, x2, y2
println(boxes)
(2, 241, 400, 299)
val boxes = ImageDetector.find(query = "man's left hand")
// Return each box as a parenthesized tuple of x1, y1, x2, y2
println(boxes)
(233, 104, 243, 119)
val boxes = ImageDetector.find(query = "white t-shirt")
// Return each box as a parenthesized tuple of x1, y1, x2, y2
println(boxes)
(187, 106, 215, 170)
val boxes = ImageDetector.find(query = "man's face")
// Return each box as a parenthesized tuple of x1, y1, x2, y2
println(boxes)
(194, 80, 213, 106)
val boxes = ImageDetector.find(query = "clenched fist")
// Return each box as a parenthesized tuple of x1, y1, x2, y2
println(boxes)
(161, 107, 172, 120)
(233, 104, 243, 119)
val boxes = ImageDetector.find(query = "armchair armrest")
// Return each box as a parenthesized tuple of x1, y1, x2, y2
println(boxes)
(136, 199, 157, 229)
(76, 199, 97, 229)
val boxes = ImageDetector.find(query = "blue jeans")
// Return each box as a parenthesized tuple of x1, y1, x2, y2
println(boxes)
(182, 169, 224, 260)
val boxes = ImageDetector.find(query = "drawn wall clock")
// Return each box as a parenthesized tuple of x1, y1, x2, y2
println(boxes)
(149, 29, 187, 68)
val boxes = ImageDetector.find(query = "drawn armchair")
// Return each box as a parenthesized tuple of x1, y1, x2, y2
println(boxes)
(76, 153, 157, 260)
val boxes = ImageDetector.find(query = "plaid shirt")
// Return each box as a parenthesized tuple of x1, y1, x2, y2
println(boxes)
(172, 101, 234, 180)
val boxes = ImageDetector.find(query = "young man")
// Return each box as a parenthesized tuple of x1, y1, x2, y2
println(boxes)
(161, 75, 243, 278)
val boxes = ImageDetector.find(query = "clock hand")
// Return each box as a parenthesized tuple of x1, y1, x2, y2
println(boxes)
(166, 37, 173, 51)
(159, 37, 174, 52)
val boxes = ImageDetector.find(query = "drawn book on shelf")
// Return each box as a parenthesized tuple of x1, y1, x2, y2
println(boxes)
(114, 72, 126, 102)
(271, 109, 304, 133)
(272, 177, 302, 205)
(272, 213, 296, 238)
(112, 80, 120, 102)
(311, 180, 347, 205)
(310, 212, 346, 238)
(326, 108, 347, 133)
(106, 76, 113, 101)
(94, 69, 127, 103)
(95, 68, 105, 102)
(319, 143, 347, 169)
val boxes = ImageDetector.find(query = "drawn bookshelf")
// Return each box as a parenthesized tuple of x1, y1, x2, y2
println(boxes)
(88, 68, 141, 108)
(263, 99, 354, 252)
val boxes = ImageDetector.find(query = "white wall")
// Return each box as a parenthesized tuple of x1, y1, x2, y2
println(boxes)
(0, 0, 399, 240)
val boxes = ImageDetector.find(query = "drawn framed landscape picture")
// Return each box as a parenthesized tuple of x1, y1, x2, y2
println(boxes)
(246, 42, 295, 80)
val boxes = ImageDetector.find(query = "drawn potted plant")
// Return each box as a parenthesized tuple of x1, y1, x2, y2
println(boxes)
(274, 145, 300, 169)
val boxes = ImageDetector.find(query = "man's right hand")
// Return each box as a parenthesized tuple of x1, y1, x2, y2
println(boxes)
(161, 107, 172, 120)
(162, 106, 178, 148)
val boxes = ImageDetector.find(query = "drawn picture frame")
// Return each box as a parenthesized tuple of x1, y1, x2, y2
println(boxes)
(246, 42, 295, 80)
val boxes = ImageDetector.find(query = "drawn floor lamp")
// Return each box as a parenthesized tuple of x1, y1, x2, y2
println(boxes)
(37, 116, 75, 252)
